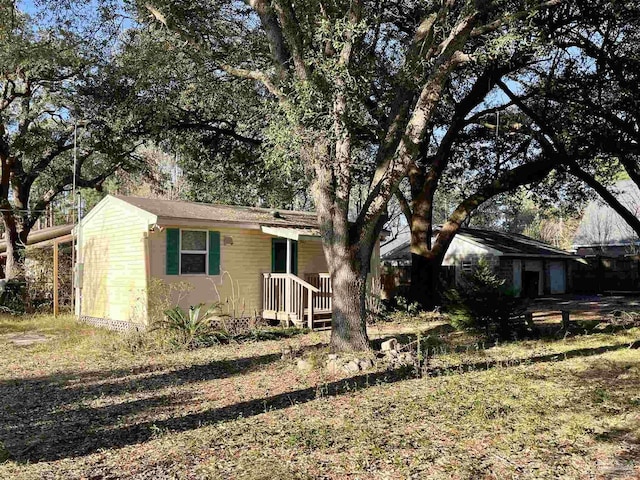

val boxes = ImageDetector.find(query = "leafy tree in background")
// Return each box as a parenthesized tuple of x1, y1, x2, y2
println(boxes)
(0, 3, 145, 279)
(467, 189, 538, 232)
(500, 0, 640, 236)
(397, 0, 640, 308)
(395, 56, 562, 308)
(95, 26, 310, 208)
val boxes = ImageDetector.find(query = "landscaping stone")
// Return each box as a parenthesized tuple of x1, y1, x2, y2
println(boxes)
(326, 359, 341, 374)
(344, 361, 361, 373)
(327, 353, 339, 360)
(296, 359, 313, 372)
(381, 338, 398, 352)
(358, 358, 374, 371)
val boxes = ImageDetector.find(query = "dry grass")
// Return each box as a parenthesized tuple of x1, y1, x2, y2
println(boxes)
(0, 314, 639, 479)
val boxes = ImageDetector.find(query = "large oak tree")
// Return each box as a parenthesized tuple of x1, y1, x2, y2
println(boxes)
(135, 0, 565, 351)
(0, 4, 145, 279)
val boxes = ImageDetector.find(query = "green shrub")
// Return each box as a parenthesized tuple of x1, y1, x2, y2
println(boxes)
(156, 303, 222, 348)
(147, 278, 194, 325)
(0, 279, 26, 314)
(444, 260, 525, 340)
(395, 296, 421, 316)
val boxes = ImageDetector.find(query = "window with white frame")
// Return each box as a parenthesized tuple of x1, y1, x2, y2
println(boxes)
(180, 230, 208, 274)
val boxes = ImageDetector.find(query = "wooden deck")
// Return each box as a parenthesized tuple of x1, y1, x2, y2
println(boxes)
(262, 273, 333, 329)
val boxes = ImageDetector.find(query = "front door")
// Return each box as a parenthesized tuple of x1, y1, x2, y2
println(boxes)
(549, 261, 566, 294)
(522, 271, 540, 298)
(271, 238, 298, 274)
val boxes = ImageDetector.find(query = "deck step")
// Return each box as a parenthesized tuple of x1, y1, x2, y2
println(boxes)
(263, 309, 333, 330)
(304, 308, 331, 316)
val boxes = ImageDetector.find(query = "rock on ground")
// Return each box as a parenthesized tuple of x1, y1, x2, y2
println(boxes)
(381, 338, 398, 352)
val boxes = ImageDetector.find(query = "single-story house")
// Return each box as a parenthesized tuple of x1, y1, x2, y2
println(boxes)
(74, 195, 380, 330)
(572, 179, 640, 292)
(381, 228, 580, 299)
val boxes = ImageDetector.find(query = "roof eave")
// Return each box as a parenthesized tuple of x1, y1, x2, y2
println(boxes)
(500, 253, 578, 260)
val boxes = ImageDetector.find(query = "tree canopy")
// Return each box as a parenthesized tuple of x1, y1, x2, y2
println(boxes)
(0, 2, 146, 277)
(10, 0, 640, 351)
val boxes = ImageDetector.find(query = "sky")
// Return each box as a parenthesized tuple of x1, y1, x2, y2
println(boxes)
(18, 0, 135, 37)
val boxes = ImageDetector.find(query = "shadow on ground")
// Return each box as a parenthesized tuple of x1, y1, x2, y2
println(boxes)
(1, 337, 637, 464)
(372, 320, 639, 353)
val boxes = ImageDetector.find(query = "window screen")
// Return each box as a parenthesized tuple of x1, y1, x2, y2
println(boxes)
(181, 230, 207, 274)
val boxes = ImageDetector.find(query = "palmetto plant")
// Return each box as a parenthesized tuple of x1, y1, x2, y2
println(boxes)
(158, 303, 220, 348)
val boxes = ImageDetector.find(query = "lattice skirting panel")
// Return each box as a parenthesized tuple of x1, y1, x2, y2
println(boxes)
(210, 316, 266, 335)
(79, 315, 146, 333)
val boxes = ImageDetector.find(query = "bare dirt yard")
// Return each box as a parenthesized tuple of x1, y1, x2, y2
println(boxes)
(1, 314, 639, 479)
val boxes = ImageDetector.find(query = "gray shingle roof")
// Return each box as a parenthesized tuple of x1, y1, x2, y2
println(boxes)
(381, 227, 574, 262)
(116, 195, 319, 228)
(573, 179, 640, 247)
(456, 228, 573, 256)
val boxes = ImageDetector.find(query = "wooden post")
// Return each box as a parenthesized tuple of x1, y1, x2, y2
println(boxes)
(285, 238, 291, 274)
(285, 239, 292, 321)
(53, 241, 59, 317)
(307, 289, 314, 330)
(524, 312, 534, 329)
(284, 275, 291, 320)
(561, 310, 570, 331)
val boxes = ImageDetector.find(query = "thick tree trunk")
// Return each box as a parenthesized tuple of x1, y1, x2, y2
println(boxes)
(406, 182, 438, 309)
(328, 254, 370, 353)
(409, 252, 441, 309)
(312, 146, 375, 352)
(1, 213, 28, 280)
(408, 198, 449, 310)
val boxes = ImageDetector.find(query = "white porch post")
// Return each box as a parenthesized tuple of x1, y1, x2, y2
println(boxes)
(286, 238, 292, 274)
(285, 238, 292, 319)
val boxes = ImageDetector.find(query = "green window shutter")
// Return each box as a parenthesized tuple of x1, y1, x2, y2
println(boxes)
(166, 228, 180, 275)
(208, 231, 221, 275)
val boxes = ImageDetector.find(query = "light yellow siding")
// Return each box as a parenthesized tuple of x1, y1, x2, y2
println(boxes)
(79, 197, 383, 325)
(298, 238, 328, 276)
(150, 227, 331, 317)
(79, 201, 148, 324)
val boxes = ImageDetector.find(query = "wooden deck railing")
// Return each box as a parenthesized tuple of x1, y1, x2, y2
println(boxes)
(305, 273, 332, 312)
(262, 273, 320, 328)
